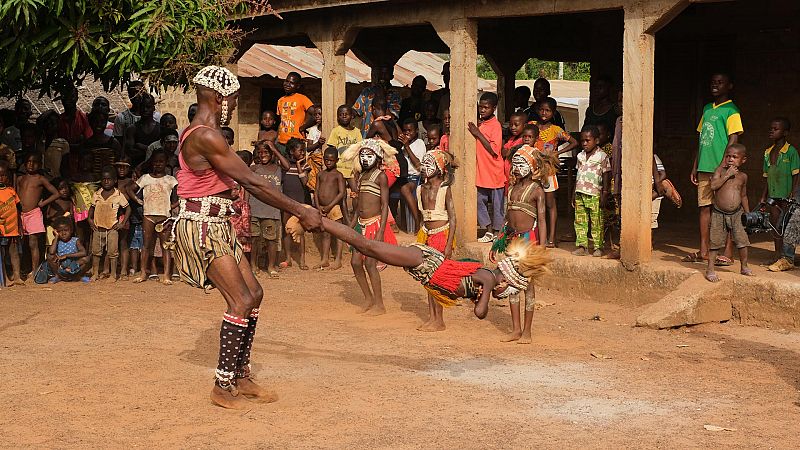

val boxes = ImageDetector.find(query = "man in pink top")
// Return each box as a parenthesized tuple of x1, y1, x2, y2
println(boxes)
(175, 66, 323, 410)
(469, 92, 505, 242)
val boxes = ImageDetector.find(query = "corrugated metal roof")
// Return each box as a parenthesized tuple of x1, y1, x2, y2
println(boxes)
(239, 44, 496, 90)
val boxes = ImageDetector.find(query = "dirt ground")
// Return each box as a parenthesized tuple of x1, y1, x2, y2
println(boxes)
(3, 242, 800, 449)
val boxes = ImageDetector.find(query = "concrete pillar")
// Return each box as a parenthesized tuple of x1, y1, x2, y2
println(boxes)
(619, 4, 657, 268)
(309, 28, 355, 138)
(485, 54, 526, 123)
(433, 17, 479, 245)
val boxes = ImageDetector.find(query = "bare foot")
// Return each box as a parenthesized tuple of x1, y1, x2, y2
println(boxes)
(517, 335, 532, 344)
(741, 267, 754, 276)
(416, 320, 432, 331)
(10, 278, 25, 286)
(299, 264, 309, 271)
(132, 276, 147, 283)
(210, 384, 252, 410)
(90, 275, 99, 282)
(120, 275, 129, 281)
(365, 305, 386, 316)
(705, 270, 720, 283)
(424, 321, 445, 332)
(329, 262, 342, 271)
(312, 263, 329, 271)
(161, 277, 173, 285)
(501, 331, 522, 342)
(358, 303, 374, 314)
(235, 377, 278, 403)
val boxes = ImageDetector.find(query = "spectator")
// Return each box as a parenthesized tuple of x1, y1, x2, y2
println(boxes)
(353, 65, 402, 138)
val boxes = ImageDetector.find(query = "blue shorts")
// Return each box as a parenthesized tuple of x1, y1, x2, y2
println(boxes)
(129, 224, 143, 250)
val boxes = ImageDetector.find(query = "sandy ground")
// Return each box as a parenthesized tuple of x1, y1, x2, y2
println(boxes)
(2, 246, 800, 450)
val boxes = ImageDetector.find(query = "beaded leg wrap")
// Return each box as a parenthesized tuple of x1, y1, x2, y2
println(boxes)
(508, 292, 521, 305)
(525, 292, 535, 312)
(216, 313, 249, 390)
(235, 308, 260, 379)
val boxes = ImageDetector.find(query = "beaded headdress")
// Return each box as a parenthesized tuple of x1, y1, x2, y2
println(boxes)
(193, 66, 240, 97)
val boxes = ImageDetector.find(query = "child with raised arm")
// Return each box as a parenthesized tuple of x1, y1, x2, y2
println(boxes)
(706, 144, 752, 282)
(17, 153, 60, 274)
(469, 92, 504, 243)
(279, 138, 311, 270)
(415, 149, 457, 331)
(249, 141, 286, 278)
(287, 216, 551, 323)
(314, 147, 346, 270)
(760, 118, 799, 272)
(572, 125, 611, 257)
(133, 150, 178, 284)
(0, 162, 24, 285)
(342, 138, 399, 315)
(88, 166, 131, 281)
(491, 145, 556, 343)
(46, 216, 91, 283)
(536, 97, 578, 248)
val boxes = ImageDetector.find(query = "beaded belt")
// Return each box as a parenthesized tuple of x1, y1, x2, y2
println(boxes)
(421, 223, 450, 235)
(177, 196, 235, 223)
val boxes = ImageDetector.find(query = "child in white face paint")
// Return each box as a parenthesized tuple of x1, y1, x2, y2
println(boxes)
(342, 139, 399, 315)
(490, 136, 557, 344)
(415, 149, 457, 332)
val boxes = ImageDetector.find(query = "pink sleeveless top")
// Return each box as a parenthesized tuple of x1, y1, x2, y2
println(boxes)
(177, 125, 236, 198)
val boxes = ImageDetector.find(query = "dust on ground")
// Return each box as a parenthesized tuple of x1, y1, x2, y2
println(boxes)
(2, 259, 800, 448)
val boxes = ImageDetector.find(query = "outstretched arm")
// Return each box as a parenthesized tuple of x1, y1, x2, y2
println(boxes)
(315, 217, 424, 268)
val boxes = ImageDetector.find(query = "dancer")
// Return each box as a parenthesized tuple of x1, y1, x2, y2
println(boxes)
(172, 66, 323, 409)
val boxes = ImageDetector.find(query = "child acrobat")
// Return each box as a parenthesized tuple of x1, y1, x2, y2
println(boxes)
(341, 138, 399, 315)
(415, 149, 457, 331)
(287, 216, 551, 322)
(490, 145, 557, 343)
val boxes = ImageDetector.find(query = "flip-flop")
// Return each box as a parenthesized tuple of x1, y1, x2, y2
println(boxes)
(715, 256, 734, 266)
(661, 179, 683, 208)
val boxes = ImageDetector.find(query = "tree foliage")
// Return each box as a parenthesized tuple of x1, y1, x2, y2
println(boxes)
(477, 56, 591, 82)
(0, 0, 273, 97)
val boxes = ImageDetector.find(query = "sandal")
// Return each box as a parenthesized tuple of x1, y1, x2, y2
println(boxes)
(715, 256, 734, 267)
(268, 270, 280, 279)
(681, 252, 706, 263)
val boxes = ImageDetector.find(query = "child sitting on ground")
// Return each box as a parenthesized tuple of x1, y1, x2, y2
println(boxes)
(491, 145, 556, 343)
(88, 166, 131, 281)
(760, 117, 799, 272)
(133, 150, 178, 284)
(314, 147, 346, 270)
(249, 141, 287, 278)
(45, 216, 90, 283)
(0, 162, 24, 286)
(706, 144, 752, 282)
(536, 97, 578, 248)
(342, 138, 399, 315)
(17, 153, 60, 276)
(415, 149, 457, 332)
(231, 150, 254, 260)
(572, 125, 611, 257)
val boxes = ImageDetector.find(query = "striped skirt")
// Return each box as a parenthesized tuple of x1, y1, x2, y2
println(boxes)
(172, 218, 242, 289)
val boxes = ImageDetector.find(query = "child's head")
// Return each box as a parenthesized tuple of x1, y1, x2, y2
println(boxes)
(283, 72, 302, 95)
(188, 103, 199, 122)
(590, 75, 614, 102)
(286, 138, 305, 161)
(336, 105, 353, 127)
(140, 94, 155, 120)
(536, 97, 558, 124)
(312, 105, 322, 126)
(596, 122, 611, 147)
(372, 98, 387, 117)
(0, 161, 9, 186)
(723, 143, 747, 168)
(115, 158, 132, 179)
(478, 92, 498, 120)
(709, 72, 733, 100)
(53, 216, 74, 242)
(88, 111, 107, 136)
(422, 100, 438, 121)
(513, 86, 531, 110)
(508, 111, 528, 137)
(420, 149, 457, 184)
(79, 152, 94, 173)
(401, 118, 418, 141)
(358, 145, 381, 171)
(15, 98, 33, 123)
(161, 129, 179, 154)
(91, 96, 110, 117)
(237, 150, 254, 167)
(100, 165, 117, 191)
(426, 124, 442, 150)
(59, 85, 79, 110)
(521, 123, 540, 146)
(221, 126, 235, 146)
(160, 113, 178, 130)
(769, 117, 791, 142)
(410, 75, 427, 98)
(580, 125, 600, 151)
(24, 152, 42, 174)
(37, 110, 59, 138)
(532, 78, 551, 103)
(21, 123, 38, 149)
(323, 147, 339, 170)
(52, 178, 71, 199)
(254, 141, 272, 165)
(442, 109, 450, 133)
(150, 150, 168, 174)
(261, 110, 276, 130)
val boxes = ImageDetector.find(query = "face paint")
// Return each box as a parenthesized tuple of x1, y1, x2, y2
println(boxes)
(420, 153, 439, 178)
(512, 153, 531, 177)
(359, 149, 377, 170)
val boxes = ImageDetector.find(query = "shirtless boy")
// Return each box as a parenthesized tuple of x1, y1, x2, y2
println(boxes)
(706, 144, 752, 282)
(314, 147, 346, 270)
(16, 153, 60, 274)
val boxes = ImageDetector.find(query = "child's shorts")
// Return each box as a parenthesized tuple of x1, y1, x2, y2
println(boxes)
(696, 172, 714, 207)
(250, 217, 282, 246)
(129, 224, 143, 250)
(92, 228, 120, 258)
(710, 206, 749, 250)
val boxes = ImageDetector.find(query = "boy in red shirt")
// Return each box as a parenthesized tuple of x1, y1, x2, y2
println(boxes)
(469, 92, 505, 242)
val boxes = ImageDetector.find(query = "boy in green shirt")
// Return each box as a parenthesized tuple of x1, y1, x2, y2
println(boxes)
(760, 117, 799, 272)
(686, 72, 744, 265)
